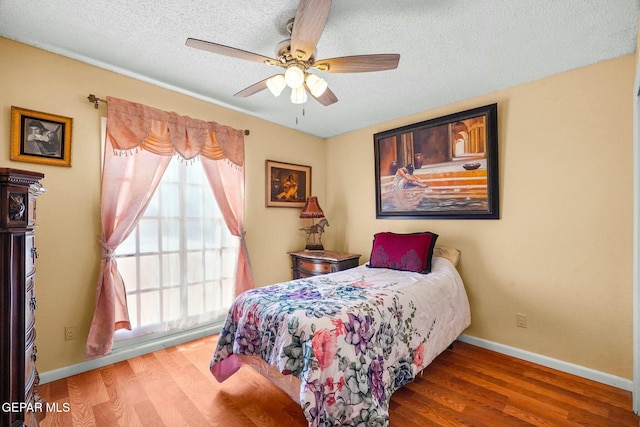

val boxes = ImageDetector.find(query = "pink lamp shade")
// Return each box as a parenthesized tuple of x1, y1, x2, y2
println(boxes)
(299, 196, 325, 219)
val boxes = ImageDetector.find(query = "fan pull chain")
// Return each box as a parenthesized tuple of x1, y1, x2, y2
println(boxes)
(295, 106, 306, 125)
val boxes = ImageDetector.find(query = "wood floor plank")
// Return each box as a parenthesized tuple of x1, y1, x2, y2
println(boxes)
(98, 364, 145, 426)
(132, 352, 200, 426)
(64, 374, 101, 426)
(153, 343, 233, 425)
(444, 345, 616, 419)
(442, 352, 577, 422)
(133, 400, 164, 427)
(39, 337, 639, 427)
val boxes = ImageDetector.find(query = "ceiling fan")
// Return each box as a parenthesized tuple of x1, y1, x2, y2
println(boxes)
(185, 0, 400, 106)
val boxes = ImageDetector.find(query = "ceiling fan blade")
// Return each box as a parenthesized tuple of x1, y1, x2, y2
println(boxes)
(313, 54, 400, 73)
(290, 0, 332, 62)
(309, 86, 338, 106)
(234, 77, 271, 98)
(186, 38, 277, 65)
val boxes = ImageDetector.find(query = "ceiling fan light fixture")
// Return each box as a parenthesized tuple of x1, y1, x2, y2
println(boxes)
(305, 73, 328, 97)
(284, 64, 305, 88)
(266, 74, 286, 97)
(290, 86, 308, 104)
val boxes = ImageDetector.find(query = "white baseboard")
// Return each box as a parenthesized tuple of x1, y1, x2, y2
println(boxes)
(39, 323, 223, 385)
(458, 334, 632, 391)
(40, 329, 632, 392)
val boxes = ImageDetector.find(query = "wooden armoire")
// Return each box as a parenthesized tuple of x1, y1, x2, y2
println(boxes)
(0, 168, 46, 426)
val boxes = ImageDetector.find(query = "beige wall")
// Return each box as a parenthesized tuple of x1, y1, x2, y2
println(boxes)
(325, 54, 635, 379)
(0, 37, 324, 372)
(1, 37, 634, 381)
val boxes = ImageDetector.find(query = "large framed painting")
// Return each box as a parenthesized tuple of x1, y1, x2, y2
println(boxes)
(266, 160, 311, 208)
(10, 106, 73, 167)
(374, 103, 499, 219)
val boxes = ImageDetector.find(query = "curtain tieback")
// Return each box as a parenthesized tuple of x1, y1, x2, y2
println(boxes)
(101, 241, 115, 259)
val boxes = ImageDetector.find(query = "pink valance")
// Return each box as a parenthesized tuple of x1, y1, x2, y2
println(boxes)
(86, 97, 253, 359)
(106, 96, 244, 165)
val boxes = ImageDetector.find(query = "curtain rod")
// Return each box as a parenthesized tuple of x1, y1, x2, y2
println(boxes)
(86, 94, 250, 136)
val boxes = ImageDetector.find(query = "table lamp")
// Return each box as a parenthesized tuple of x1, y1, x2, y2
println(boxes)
(299, 196, 329, 250)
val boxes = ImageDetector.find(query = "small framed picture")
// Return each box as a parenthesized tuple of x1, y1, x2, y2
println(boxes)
(266, 160, 311, 208)
(10, 106, 73, 167)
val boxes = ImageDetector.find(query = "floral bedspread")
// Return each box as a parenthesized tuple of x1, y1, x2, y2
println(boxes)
(211, 260, 470, 427)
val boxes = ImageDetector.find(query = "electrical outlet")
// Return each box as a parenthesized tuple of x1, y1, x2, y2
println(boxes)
(516, 313, 527, 328)
(64, 325, 77, 341)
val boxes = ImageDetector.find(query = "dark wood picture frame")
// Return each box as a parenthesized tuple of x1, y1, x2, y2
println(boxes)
(10, 106, 73, 167)
(374, 103, 499, 219)
(266, 160, 311, 208)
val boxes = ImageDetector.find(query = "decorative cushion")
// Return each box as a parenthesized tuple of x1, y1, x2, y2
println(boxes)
(368, 232, 439, 273)
(433, 246, 461, 267)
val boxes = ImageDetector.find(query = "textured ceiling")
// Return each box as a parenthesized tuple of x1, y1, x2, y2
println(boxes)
(1, 0, 638, 138)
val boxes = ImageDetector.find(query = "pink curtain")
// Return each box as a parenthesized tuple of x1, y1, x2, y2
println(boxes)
(86, 97, 253, 358)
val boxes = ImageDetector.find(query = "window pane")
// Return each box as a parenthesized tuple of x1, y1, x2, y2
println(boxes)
(221, 277, 235, 308)
(187, 283, 204, 316)
(186, 218, 203, 250)
(222, 246, 239, 277)
(139, 219, 159, 253)
(139, 255, 160, 290)
(145, 190, 160, 216)
(186, 251, 204, 283)
(162, 219, 180, 251)
(162, 253, 181, 286)
(163, 287, 181, 322)
(161, 183, 180, 217)
(186, 184, 203, 215)
(140, 291, 160, 325)
(163, 159, 179, 182)
(204, 281, 221, 313)
(117, 256, 137, 287)
(205, 250, 221, 281)
(128, 294, 139, 329)
(203, 191, 218, 215)
(185, 162, 202, 184)
(118, 233, 137, 255)
(115, 157, 239, 342)
(222, 232, 239, 247)
(204, 220, 221, 249)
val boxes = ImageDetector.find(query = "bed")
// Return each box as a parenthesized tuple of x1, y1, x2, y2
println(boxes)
(210, 233, 471, 427)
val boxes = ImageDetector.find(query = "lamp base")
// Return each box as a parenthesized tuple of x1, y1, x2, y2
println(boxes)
(305, 243, 324, 251)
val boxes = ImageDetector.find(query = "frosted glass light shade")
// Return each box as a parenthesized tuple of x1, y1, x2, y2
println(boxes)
(284, 65, 305, 88)
(305, 74, 328, 97)
(290, 86, 307, 104)
(266, 74, 286, 97)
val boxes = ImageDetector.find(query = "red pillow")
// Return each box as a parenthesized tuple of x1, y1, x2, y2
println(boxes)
(368, 232, 439, 273)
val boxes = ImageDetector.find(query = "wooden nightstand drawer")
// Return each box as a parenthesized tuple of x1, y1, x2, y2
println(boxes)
(288, 250, 361, 280)
(298, 259, 331, 274)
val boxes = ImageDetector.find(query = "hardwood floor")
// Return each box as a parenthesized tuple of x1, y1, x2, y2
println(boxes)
(38, 336, 639, 426)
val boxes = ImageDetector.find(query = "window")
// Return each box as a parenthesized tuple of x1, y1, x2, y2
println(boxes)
(114, 157, 239, 341)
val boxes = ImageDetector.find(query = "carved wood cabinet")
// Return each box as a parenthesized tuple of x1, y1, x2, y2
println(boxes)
(0, 168, 46, 427)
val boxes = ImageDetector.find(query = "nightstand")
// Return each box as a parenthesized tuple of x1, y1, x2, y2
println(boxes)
(288, 250, 361, 279)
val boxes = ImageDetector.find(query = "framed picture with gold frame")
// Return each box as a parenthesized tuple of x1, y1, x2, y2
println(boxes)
(266, 160, 311, 208)
(10, 106, 73, 167)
